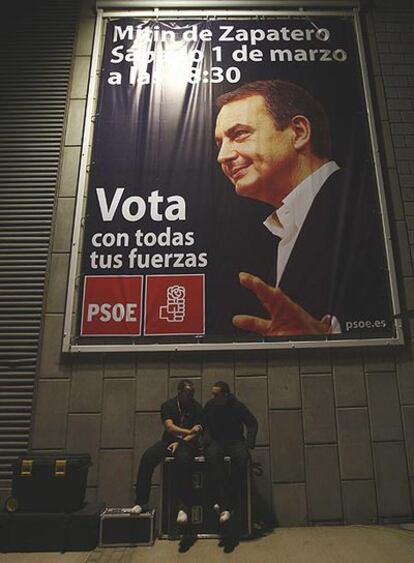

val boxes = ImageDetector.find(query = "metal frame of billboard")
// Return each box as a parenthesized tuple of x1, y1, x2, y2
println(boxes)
(62, 5, 403, 353)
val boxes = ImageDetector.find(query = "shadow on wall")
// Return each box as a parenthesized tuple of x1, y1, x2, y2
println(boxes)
(251, 461, 276, 534)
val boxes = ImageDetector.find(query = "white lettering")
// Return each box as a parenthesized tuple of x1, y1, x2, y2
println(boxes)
(315, 28, 330, 41)
(107, 72, 122, 85)
(110, 45, 124, 64)
(165, 195, 186, 221)
(219, 25, 234, 41)
(270, 49, 293, 62)
(96, 188, 187, 222)
(269, 48, 348, 63)
(91, 232, 129, 248)
(122, 197, 146, 222)
(87, 304, 99, 322)
(96, 187, 125, 222)
(113, 25, 134, 42)
(87, 303, 138, 323)
(148, 190, 163, 221)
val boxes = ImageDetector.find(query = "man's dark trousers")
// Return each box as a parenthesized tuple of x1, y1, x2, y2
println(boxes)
(135, 440, 196, 510)
(204, 439, 249, 511)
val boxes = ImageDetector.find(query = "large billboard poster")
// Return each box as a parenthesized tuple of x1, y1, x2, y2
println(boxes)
(77, 14, 397, 348)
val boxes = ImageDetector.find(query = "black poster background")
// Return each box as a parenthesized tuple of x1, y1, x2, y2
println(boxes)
(79, 16, 394, 344)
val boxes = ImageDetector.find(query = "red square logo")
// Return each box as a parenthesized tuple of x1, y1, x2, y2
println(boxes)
(81, 275, 143, 336)
(144, 275, 205, 336)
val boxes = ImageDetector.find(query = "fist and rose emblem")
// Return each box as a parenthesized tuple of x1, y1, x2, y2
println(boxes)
(159, 285, 186, 323)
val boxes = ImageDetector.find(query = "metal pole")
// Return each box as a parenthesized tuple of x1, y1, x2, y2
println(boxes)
(353, 7, 403, 344)
(62, 9, 105, 352)
(96, 0, 360, 8)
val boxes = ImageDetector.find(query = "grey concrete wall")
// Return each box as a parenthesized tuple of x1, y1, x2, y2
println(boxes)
(29, 0, 414, 527)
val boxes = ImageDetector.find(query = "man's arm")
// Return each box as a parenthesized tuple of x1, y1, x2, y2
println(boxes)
(165, 424, 202, 448)
(200, 404, 212, 447)
(163, 419, 193, 436)
(163, 402, 205, 441)
(180, 404, 205, 443)
(239, 403, 258, 449)
(160, 399, 200, 437)
(233, 272, 331, 336)
(182, 431, 200, 443)
(166, 430, 199, 454)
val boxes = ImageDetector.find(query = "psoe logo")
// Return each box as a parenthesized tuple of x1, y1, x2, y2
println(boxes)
(159, 285, 186, 323)
(144, 274, 204, 336)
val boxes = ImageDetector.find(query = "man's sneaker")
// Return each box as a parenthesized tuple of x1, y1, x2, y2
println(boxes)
(219, 510, 231, 524)
(176, 510, 188, 525)
(213, 503, 221, 514)
(130, 504, 143, 515)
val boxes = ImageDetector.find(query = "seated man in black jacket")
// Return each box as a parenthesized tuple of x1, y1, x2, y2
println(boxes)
(204, 381, 258, 524)
(132, 379, 204, 525)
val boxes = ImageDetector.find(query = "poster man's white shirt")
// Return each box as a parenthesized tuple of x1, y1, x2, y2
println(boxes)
(263, 160, 341, 333)
(263, 160, 340, 286)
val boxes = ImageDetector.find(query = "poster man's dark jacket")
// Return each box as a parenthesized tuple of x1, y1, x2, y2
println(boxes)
(203, 394, 258, 448)
(160, 397, 205, 446)
(278, 168, 390, 331)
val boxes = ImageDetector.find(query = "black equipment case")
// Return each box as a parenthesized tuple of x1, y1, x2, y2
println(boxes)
(9, 453, 91, 513)
(0, 502, 106, 552)
(160, 455, 252, 538)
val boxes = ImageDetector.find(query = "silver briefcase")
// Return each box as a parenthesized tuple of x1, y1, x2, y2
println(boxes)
(99, 508, 155, 547)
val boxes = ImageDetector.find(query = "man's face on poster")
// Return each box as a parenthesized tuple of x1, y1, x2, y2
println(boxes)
(215, 94, 296, 207)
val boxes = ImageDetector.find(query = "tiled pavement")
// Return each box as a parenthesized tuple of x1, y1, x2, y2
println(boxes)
(1, 525, 414, 563)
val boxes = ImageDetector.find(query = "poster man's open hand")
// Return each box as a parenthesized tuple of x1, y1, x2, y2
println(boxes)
(233, 272, 330, 336)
